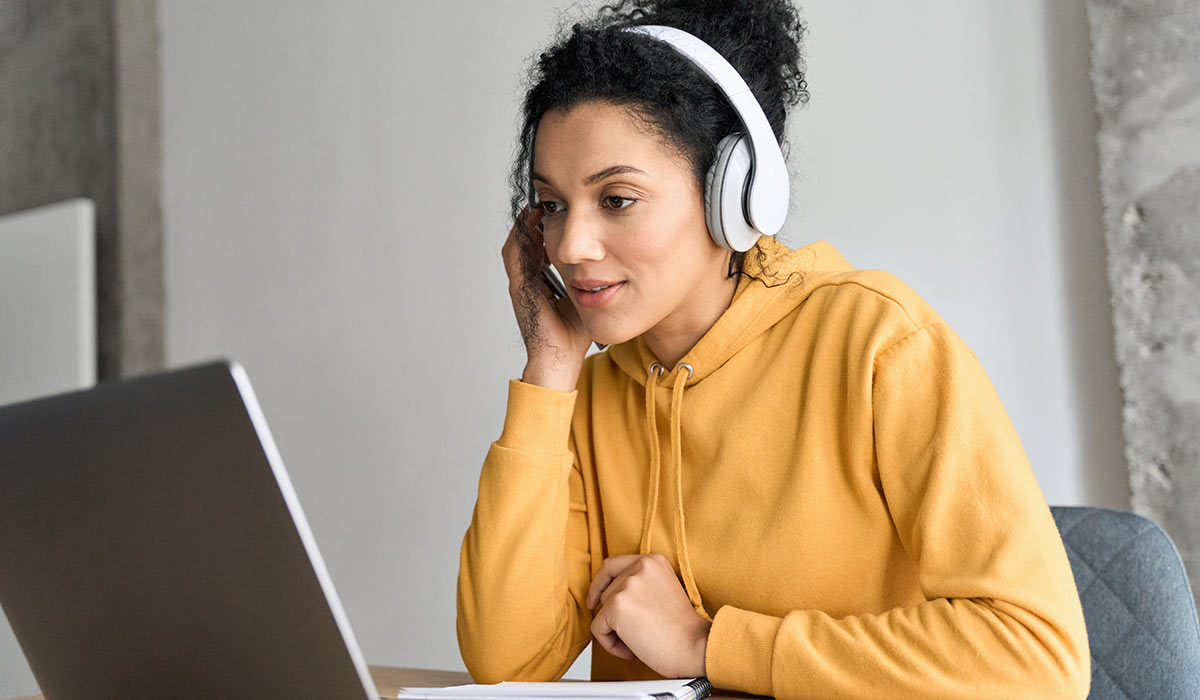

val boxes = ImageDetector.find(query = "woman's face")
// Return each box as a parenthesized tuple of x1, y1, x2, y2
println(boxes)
(532, 100, 733, 350)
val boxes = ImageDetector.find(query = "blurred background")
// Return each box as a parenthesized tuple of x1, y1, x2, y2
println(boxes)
(5, 1, 1199, 697)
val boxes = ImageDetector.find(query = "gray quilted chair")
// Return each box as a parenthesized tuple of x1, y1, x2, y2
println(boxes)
(1051, 506, 1200, 699)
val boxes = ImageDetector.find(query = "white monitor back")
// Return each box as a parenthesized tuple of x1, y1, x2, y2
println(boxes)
(0, 197, 96, 405)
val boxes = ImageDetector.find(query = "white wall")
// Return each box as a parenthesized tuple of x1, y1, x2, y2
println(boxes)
(158, 0, 1126, 681)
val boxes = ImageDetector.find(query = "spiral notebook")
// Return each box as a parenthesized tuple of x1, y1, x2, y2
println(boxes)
(397, 677, 713, 700)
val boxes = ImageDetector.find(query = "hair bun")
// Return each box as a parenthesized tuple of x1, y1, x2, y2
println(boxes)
(598, 0, 810, 135)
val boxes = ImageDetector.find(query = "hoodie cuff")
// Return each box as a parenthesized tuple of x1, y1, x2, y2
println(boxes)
(497, 378, 578, 454)
(705, 605, 782, 697)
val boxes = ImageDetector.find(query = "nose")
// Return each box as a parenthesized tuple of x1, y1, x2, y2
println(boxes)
(553, 210, 606, 266)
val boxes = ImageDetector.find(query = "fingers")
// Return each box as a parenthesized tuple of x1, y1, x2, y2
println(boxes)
(587, 554, 643, 610)
(502, 205, 546, 289)
(590, 602, 636, 660)
(518, 216, 549, 289)
(511, 203, 544, 242)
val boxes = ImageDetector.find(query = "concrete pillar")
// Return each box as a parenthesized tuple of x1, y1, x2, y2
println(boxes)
(1087, 0, 1200, 604)
(0, 0, 163, 380)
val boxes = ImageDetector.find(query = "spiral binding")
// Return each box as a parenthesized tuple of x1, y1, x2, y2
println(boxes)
(649, 677, 713, 700)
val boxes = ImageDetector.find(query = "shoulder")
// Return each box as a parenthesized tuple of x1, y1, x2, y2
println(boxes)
(803, 268, 945, 331)
(789, 268, 956, 363)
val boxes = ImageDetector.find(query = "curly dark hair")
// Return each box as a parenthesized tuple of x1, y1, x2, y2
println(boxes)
(507, 0, 810, 287)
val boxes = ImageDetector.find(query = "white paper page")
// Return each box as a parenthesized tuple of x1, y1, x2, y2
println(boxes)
(398, 678, 701, 699)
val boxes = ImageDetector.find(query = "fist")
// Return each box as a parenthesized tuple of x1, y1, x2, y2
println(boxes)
(587, 553, 712, 678)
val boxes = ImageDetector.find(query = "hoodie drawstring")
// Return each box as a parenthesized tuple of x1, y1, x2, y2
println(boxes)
(637, 361, 712, 622)
(638, 363, 664, 555)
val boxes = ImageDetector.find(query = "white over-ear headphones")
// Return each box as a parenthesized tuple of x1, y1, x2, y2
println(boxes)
(620, 24, 790, 252)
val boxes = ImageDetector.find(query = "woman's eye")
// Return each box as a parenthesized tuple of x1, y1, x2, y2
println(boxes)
(605, 195, 636, 210)
(540, 201, 561, 214)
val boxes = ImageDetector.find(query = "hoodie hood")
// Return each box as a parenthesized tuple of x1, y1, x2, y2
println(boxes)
(604, 234, 855, 620)
(607, 235, 855, 386)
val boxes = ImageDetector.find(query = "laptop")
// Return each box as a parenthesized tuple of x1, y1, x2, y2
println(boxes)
(0, 359, 381, 699)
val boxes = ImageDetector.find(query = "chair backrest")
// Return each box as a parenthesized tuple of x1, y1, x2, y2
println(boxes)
(1051, 506, 1200, 699)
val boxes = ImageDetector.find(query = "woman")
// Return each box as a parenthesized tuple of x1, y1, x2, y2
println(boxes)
(457, 1, 1091, 698)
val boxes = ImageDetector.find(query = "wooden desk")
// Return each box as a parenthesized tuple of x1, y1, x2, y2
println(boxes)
(7, 665, 762, 699)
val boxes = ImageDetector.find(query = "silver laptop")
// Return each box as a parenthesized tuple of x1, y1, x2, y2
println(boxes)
(0, 360, 380, 699)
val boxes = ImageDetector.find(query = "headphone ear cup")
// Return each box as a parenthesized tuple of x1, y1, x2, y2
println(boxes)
(704, 138, 730, 250)
(704, 133, 759, 252)
(704, 134, 737, 250)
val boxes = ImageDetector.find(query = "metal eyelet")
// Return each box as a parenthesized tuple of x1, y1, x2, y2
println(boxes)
(679, 362, 693, 378)
(648, 362, 665, 376)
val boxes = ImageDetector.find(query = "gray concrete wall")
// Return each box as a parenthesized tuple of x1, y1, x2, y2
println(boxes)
(0, 0, 163, 381)
(0, 1, 162, 695)
(1087, 0, 1200, 606)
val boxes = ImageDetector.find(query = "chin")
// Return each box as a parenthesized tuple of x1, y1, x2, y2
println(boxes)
(588, 332, 622, 347)
(584, 323, 634, 348)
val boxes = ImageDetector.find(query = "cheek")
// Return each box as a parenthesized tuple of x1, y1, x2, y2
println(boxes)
(624, 229, 671, 261)
(626, 203, 699, 262)
(620, 234, 687, 313)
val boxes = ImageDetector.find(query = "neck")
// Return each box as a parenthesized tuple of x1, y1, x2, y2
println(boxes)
(643, 263, 738, 370)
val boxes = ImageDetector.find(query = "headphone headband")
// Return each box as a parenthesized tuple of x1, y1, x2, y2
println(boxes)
(620, 24, 789, 236)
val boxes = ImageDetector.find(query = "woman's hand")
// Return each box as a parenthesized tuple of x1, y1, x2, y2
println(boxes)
(501, 205, 592, 389)
(586, 554, 712, 678)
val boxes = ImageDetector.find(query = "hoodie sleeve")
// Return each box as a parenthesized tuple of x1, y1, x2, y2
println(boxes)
(703, 322, 1091, 700)
(456, 378, 594, 683)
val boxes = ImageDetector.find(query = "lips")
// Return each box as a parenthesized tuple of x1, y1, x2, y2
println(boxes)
(571, 278, 625, 291)
(573, 281, 625, 309)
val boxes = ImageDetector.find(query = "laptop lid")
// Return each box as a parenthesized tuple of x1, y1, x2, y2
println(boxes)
(0, 360, 380, 699)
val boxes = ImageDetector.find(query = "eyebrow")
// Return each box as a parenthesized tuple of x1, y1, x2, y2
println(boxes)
(531, 164, 649, 188)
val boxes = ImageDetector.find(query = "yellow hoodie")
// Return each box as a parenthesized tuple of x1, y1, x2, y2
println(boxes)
(457, 235, 1091, 699)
